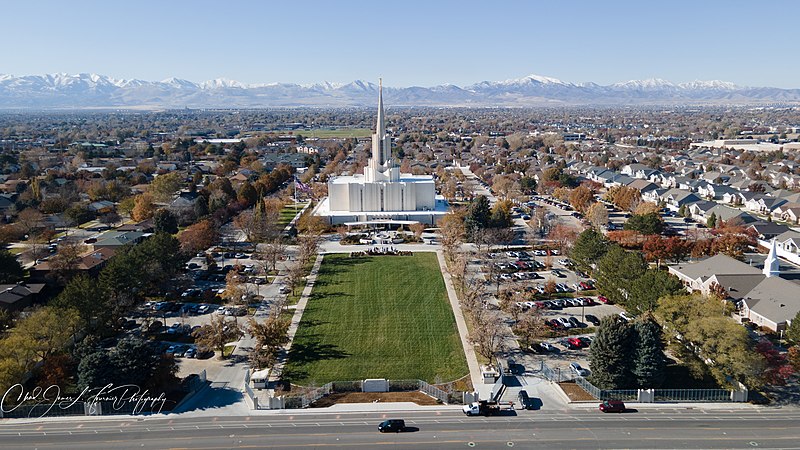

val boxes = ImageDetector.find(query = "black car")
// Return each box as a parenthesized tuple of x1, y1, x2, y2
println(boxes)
(378, 419, 405, 433)
(517, 390, 532, 409)
(585, 314, 601, 326)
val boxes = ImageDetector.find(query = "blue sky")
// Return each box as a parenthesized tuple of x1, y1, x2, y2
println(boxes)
(3, 0, 798, 88)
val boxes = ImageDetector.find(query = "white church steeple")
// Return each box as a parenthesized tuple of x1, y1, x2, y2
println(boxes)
(365, 79, 399, 182)
(763, 238, 780, 278)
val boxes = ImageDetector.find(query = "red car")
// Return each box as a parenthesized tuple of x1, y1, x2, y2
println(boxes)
(567, 337, 585, 349)
(599, 400, 626, 413)
(597, 295, 611, 304)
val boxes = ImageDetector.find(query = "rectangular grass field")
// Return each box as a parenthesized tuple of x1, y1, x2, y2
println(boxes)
(283, 253, 468, 385)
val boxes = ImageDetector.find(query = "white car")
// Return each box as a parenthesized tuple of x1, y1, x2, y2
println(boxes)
(570, 362, 589, 377)
(556, 317, 573, 328)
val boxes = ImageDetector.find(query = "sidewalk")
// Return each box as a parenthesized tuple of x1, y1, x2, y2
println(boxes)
(435, 250, 483, 391)
(269, 253, 324, 381)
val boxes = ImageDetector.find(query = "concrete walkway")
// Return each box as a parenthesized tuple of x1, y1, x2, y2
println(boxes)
(435, 250, 483, 392)
(270, 253, 324, 381)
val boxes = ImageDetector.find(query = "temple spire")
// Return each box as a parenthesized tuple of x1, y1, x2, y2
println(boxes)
(763, 238, 780, 278)
(376, 78, 385, 139)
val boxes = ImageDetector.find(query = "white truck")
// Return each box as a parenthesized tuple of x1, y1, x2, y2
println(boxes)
(462, 400, 501, 416)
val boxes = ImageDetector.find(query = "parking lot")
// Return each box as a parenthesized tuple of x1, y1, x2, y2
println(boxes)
(487, 244, 628, 382)
(105, 244, 296, 379)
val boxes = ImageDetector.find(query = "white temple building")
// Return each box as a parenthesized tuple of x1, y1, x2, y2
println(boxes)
(313, 80, 448, 226)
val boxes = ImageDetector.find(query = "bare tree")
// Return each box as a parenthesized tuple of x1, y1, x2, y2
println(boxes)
(286, 261, 306, 296)
(247, 312, 290, 369)
(297, 235, 320, 266)
(409, 222, 426, 239)
(193, 315, 243, 359)
(257, 238, 287, 274)
(472, 312, 506, 363)
(515, 307, 548, 347)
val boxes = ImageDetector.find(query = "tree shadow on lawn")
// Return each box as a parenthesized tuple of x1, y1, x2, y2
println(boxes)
(283, 338, 351, 381)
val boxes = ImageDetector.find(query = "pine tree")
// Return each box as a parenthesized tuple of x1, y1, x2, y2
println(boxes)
(632, 319, 666, 388)
(589, 316, 634, 389)
(465, 195, 491, 238)
(570, 229, 610, 272)
(707, 212, 717, 229)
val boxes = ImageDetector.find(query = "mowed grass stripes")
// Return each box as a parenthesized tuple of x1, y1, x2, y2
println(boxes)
(283, 253, 468, 385)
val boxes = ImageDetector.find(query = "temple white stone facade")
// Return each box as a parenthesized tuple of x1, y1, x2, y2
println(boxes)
(313, 80, 447, 225)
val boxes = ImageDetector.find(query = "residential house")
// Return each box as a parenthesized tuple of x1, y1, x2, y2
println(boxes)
(0, 282, 46, 312)
(87, 230, 146, 251)
(782, 206, 800, 224)
(704, 204, 757, 224)
(669, 252, 800, 332)
(30, 247, 116, 282)
(700, 171, 730, 184)
(747, 221, 792, 241)
(662, 188, 701, 211)
(88, 200, 115, 214)
(697, 183, 737, 201)
(627, 179, 659, 195)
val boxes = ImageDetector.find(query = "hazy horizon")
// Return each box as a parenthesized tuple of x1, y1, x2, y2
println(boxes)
(2, 0, 799, 89)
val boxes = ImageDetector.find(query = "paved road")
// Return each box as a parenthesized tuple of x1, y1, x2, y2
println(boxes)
(1, 408, 798, 449)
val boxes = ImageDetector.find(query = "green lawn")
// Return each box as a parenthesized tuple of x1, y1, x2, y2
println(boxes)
(283, 253, 468, 385)
(276, 202, 308, 228)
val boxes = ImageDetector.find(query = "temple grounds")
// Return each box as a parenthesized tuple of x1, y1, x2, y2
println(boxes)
(283, 253, 468, 385)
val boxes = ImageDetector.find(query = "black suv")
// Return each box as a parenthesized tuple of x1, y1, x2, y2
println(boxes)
(378, 419, 405, 433)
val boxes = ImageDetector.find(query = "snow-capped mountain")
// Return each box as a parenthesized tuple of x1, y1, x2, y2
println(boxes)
(0, 72, 798, 109)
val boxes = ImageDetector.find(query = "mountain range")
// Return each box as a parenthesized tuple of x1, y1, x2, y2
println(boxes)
(1, 73, 799, 109)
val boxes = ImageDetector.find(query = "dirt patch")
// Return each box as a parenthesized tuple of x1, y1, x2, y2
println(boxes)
(310, 391, 440, 408)
(558, 381, 597, 402)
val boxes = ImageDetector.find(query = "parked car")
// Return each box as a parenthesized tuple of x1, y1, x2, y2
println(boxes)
(517, 390, 532, 409)
(567, 337, 584, 349)
(539, 342, 556, 352)
(377, 419, 406, 433)
(585, 314, 601, 326)
(570, 362, 589, 377)
(556, 317, 573, 328)
(599, 400, 626, 413)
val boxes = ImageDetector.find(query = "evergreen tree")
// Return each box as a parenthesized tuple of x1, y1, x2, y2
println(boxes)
(53, 274, 108, 330)
(595, 245, 647, 306)
(77, 350, 116, 389)
(589, 316, 634, 389)
(632, 319, 666, 388)
(627, 269, 685, 314)
(464, 195, 491, 237)
(0, 249, 23, 284)
(623, 212, 664, 235)
(570, 229, 610, 272)
(237, 181, 258, 207)
(153, 208, 178, 234)
(786, 310, 800, 345)
(707, 212, 717, 229)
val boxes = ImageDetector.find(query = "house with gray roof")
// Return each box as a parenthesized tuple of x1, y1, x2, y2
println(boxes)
(0, 283, 46, 312)
(669, 250, 800, 332)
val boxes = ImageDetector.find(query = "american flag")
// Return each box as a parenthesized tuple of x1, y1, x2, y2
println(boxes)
(294, 176, 312, 193)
